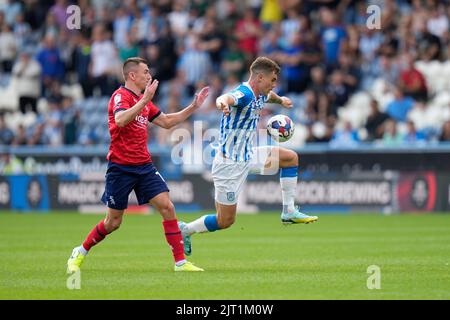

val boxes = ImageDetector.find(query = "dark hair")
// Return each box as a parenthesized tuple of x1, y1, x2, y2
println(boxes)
(122, 57, 148, 80)
(250, 57, 281, 76)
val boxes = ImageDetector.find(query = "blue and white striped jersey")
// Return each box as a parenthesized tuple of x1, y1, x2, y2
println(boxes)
(219, 82, 268, 161)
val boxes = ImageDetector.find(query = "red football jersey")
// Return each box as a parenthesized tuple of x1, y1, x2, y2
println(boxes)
(106, 86, 161, 165)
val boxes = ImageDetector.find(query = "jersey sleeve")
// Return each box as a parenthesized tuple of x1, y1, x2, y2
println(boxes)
(228, 85, 253, 108)
(112, 92, 131, 114)
(148, 102, 161, 122)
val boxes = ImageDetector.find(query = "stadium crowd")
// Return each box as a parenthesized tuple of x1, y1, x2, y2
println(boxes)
(0, 0, 450, 148)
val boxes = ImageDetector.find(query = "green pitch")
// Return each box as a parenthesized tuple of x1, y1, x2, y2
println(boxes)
(0, 212, 449, 299)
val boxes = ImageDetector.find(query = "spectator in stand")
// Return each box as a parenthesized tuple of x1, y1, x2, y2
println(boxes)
(49, 0, 69, 29)
(72, 32, 92, 98)
(275, 33, 308, 94)
(235, 9, 263, 63)
(113, 6, 133, 49)
(319, 7, 347, 70)
(118, 31, 139, 62)
(398, 52, 428, 102)
(40, 10, 60, 40)
(385, 86, 415, 122)
(36, 34, 65, 97)
(259, 0, 283, 29)
(12, 50, 42, 114)
(365, 99, 390, 141)
(382, 119, 403, 146)
(403, 120, 426, 143)
(259, 26, 282, 58)
(199, 18, 225, 72)
(329, 120, 359, 148)
(305, 66, 329, 123)
(0, 114, 14, 145)
(42, 98, 64, 146)
(0, 23, 16, 72)
(415, 15, 442, 61)
(439, 120, 450, 142)
(336, 52, 361, 94)
(12, 124, 28, 146)
(426, 3, 449, 39)
(326, 69, 350, 117)
(90, 23, 120, 96)
(222, 38, 246, 79)
(177, 35, 212, 96)
(13, 13, 31, 50)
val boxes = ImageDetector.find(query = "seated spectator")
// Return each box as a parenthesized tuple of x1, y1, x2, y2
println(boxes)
(365, 99, 390, 140)
(0, 114, 14, 145)
(403, 120, 426, 143)
(398, 53, 428, 102)
(12, 124, 28, 146)
(382, 119, 403, 146)
(326, 69, 350, 116)
(439, 120, 450, 142)
(385, 86, 415, 122)
(329, 121, 359, 148)
(415, 18, 442, 61)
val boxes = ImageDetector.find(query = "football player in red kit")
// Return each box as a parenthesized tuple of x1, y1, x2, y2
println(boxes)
(67, 57, 208, 272)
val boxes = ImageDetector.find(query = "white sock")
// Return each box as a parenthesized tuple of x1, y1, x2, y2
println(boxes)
(175, 259, 187, 266)
(78, 245, 88, 256)
(186, 215, 217, 235)
(280, 176, 297, 213)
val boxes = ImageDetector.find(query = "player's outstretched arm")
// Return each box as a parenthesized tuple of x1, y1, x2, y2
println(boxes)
(152, 86, 209, 129)
(115, 79, 159, 127)
(267, 90, 293, 108)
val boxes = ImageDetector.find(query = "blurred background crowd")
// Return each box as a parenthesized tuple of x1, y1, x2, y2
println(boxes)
(0, 0, 450, 149)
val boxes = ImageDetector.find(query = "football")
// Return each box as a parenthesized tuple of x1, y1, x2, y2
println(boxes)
(267, 114, 295, 142)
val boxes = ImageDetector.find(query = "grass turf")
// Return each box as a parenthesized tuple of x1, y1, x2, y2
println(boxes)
(0, 212, 449, 299)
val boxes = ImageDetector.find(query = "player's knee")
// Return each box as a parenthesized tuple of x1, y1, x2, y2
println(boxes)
(160, 202, 176, 219)
(283, 148, 298, 166)
(291, 150, 299, 165)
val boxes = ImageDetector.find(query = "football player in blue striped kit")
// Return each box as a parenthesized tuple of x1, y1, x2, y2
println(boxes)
(179, 57, 318, 257)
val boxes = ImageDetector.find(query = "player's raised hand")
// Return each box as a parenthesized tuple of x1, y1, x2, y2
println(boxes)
(192, 86, 209, 108)
(280, 96, 293, 108)
(143, 79, 159, 103)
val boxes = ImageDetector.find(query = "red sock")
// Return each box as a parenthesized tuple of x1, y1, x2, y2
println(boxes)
(162, 219, 185, 263)
(82, 220, 108, 251)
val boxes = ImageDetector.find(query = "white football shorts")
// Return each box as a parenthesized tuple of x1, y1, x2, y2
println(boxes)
(212, 146, 279, 205)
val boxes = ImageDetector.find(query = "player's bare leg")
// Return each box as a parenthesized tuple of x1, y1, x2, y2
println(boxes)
(216, 202, 237, 229)
(67, 208, 121, 273)
(149, 192, 203, 271)
(265, 147, 318, 225)
(178, 201, 235, 256)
